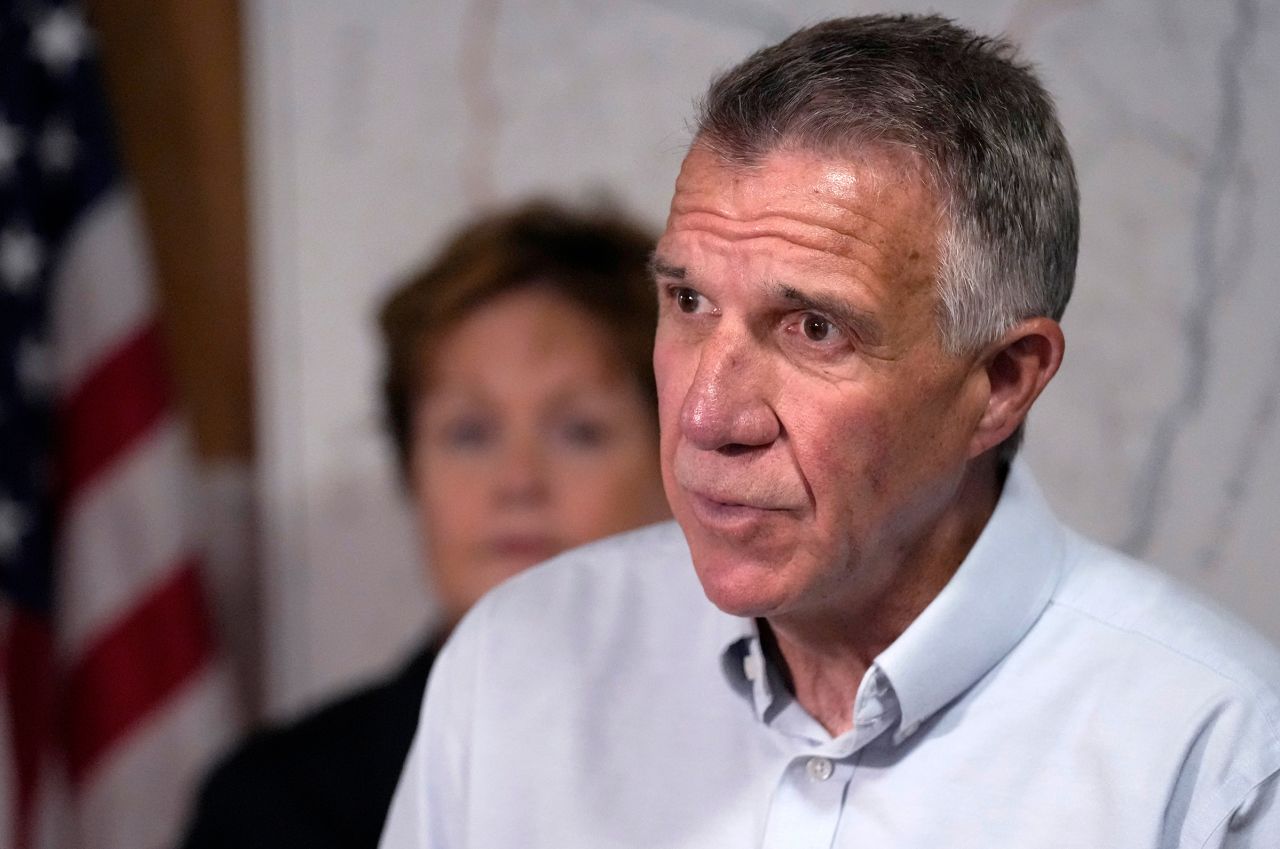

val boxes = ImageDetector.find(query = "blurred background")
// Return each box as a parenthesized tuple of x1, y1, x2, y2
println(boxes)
(2, 0, 1277, 846)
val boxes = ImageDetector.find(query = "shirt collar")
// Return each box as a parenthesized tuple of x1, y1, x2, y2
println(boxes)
(719, 618, 764, 702)
(875, 459, 1066, 741)
(715, 460, 1066, 744)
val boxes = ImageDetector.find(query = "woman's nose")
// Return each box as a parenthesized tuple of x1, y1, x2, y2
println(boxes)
(493, 432, 550, 506)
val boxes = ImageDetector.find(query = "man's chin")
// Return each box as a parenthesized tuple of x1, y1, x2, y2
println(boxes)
(688, 547, 791, 619)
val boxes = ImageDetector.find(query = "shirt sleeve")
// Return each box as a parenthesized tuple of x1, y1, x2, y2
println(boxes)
(379, 613, 483, 849)
(1201, 773, 1280, 849)
(379, 723, 429, 848)
(1198, 773, 1280, 849)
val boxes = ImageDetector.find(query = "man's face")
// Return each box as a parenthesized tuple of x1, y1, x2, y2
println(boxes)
(652, 145, 991, 626)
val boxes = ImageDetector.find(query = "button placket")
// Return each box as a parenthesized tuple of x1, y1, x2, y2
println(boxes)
(760, 755, 851, 848)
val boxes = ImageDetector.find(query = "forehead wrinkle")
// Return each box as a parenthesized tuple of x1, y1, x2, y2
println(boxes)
(666, 200, 896, 249)
(672, 150, 921, 235)
(662, 218, 886, 295)
(663, 199, 911, 286)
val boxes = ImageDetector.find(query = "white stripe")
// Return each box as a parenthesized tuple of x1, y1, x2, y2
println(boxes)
(49, 188, 155, 393)
(72, 665, 239, 849)
(54, 418, 201, 659)
(30, 763, 71, 849)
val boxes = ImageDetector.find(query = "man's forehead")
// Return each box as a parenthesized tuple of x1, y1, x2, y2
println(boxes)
(672, 141, 935, 201)
(664, 145, 940, 249)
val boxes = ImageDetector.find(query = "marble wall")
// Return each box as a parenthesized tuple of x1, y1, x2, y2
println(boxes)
(245, 0, 1279, 715)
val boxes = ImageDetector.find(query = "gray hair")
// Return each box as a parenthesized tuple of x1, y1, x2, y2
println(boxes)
(694, 14, 1078, 356)
(693, 14, 1078, 462)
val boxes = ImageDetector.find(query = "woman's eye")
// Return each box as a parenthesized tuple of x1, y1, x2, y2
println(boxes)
(557, 419, 610, 448)
(440, 418, 492, 449)
(674, 287, 702, 314)
(801, 313, 838, 343)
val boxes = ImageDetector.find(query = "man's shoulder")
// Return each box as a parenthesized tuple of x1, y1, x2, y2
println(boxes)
(473, 520, 697, 623)
(534, 518, 692, 579)
(1053, 532, 1280, 682)
(443, 520, 706, 664)
(427, 520, 729, 737)
(1046, 530, 1280, 740)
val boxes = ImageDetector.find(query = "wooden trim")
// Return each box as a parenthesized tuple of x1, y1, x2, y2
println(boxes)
(87, 0, 253, 462)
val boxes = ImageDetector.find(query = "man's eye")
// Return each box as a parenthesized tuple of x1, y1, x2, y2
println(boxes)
(801, 313, 838, 342)
(675, 287, 701, 313)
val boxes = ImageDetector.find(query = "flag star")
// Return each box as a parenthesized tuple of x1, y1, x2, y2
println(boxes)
(0, 497, 29, 561)
(39, 119, 78, 173)
(0, 117, 24, 180)
(1, 227, 45, 293)
(32, 7, 91, 74)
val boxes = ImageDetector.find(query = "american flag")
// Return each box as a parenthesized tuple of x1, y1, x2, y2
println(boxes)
(0, 2, 239, 847)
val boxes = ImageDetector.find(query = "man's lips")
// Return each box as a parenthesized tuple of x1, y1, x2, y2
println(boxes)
(685, 489, 788, 512)
(681, 491, 794, 539)
(682, 488, 800, 529)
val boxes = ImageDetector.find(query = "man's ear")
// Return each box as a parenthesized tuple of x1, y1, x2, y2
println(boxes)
(968, 317, 1065, 459)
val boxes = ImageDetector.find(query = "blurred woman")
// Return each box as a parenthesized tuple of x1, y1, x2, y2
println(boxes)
(183, 200, 669, 848)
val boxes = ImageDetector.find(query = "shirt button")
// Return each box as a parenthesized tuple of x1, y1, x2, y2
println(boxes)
(805, 756, 834, 782)
(743, 655, 760, 682)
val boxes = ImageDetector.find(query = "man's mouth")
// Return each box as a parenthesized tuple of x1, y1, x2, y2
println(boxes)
(688, 489, 776, 511)
(671, 452, 805, 517)
(683, 490, 792, 534)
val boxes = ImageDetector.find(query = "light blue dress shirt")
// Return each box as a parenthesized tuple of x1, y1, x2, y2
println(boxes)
(380, 463, 1280, 847)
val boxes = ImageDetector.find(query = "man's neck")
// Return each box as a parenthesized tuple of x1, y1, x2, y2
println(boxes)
(765, 460, 1003, 737)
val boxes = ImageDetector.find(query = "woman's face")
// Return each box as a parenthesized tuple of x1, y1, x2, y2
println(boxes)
(411, 286, 669, 624)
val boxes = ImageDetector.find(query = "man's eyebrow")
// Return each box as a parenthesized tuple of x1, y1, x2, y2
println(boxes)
(776, 283, 884, 347)
(648, 255, 686, 282)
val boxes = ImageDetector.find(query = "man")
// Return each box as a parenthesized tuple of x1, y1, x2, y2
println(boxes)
(381, 15, 1280, 848)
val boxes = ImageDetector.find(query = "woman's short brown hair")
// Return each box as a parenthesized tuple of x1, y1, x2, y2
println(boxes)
(378, 200, 658, 476)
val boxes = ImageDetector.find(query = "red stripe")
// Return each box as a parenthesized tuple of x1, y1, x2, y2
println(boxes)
(2, 612, 55, 849)
(58, 322, 174, 506)
(62, 560, 215, 785)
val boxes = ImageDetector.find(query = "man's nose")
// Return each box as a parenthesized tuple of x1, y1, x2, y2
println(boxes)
(678, 325, 780, 452)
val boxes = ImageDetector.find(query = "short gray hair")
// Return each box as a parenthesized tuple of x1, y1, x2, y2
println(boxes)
(694, 14, 1079, 356)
